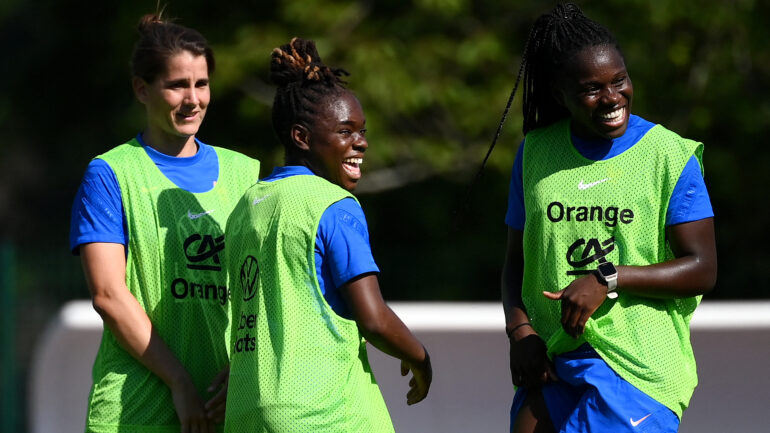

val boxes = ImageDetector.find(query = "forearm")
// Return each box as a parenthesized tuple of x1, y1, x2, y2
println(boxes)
(502, 228, 531, 334)
(342, 274, 427, 365)
(81, 242, 192, 389)
(615, 218, 717, 298)
(502, 275, 530, 332)
(93, 290, 191, 388)
(616, 257, 715, 298)
(357, 306, 427, 365)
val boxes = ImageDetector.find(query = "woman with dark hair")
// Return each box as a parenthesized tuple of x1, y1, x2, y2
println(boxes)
(224, 37, 431, 432)
(500, 3, 716, 432)
(70, 13, 259, 433)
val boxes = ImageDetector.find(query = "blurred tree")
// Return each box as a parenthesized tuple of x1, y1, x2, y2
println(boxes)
(0, 0, 768, 301)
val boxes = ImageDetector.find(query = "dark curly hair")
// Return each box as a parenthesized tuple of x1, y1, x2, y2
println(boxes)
(269, 37, 350, 152)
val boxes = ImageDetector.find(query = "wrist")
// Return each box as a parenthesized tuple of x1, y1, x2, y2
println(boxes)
(165, 368, 193, 391)
(421, 346, 430, 365)
(596, 261, 619, 299)
(506, 322, 533, 339)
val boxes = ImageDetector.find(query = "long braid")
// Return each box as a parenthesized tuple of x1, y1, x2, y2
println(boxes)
(522, 3, 621, 134)
(458, 4, 620, 226)
(270, 37, 350, 153)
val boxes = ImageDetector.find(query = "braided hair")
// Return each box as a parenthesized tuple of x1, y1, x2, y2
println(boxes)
(270, 37, 350, 153)
(474, 3, 621, 179)
(131, 13, 215, 83)
(520, 2, 621, 134)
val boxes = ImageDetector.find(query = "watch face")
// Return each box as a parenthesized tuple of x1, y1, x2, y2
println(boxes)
(598, 262, 617, 276)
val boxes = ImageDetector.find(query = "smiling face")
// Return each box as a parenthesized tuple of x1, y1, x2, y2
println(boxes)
(297, 91, 368, 191)
(133, 50, 210, 155)
(554, 44, 633, 140)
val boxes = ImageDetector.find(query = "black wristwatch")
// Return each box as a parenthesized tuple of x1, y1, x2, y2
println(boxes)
(596, 261, 619, 299)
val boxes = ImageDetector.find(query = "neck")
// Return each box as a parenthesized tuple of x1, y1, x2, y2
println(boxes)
(141, 129, 198, 157)
(285, 154, 319, 175)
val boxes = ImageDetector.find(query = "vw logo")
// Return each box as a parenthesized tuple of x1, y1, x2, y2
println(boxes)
(240, 255, 259, 301)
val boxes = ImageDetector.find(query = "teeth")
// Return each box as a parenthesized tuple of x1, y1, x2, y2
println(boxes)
(599, 108, 624, 120)
(343, 158, 363, 165)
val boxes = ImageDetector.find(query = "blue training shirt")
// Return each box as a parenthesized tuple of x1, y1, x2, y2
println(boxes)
(262, 166, 380, 319)
(505, 115, 714, 230)
(70, 133, 220, 252)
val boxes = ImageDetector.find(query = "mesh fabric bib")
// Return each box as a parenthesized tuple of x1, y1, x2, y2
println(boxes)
(224, 174, 393, 433)
(86, 139, 259, 432)
(521, 119, 703, 418)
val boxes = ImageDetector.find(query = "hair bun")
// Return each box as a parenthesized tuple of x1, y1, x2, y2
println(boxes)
(270, 37, 348, 88)
(136, 13, 166, 35)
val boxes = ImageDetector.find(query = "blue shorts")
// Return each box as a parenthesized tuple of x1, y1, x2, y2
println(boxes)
(510, 344, 680, 433)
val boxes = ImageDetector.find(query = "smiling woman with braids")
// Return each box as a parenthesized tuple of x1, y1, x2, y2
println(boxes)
(499, 3, 717, 433)
(223, 37, 431, 432)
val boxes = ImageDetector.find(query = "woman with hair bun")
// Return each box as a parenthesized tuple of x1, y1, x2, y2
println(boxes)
(70, 13, 259, 433)
(500, 3, 716, 432)
(224, 37, 431, 432)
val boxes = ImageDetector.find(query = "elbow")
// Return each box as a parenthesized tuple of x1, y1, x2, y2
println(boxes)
(357, 316, 387, 340)
(91, 291, 119, 320)
(700, 267, 717, 295)
(355, 308, 392, 340)
(692, 256, 718, 296)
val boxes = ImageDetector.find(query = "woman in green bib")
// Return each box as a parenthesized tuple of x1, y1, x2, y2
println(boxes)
(500, 4, 717, 433)
(71, 13, 259, 433)
(223, 38, 432, 432)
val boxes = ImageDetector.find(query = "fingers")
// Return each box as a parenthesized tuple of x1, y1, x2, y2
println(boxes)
(560, 298, 594, 337)
(205, 400, 226, 423)
(207, 366, 229, 392)
(510, 334, 555, 388)
(204, 366, 229, 423)
(204, 386, 227, 419)
(400, 360, 409, 377)
(546, 362, 559, 382)
(406, 375, 429, 405)
(542, 290, 562, 300)
(561, 303, 581, 338)
(404, 358, 432, 405)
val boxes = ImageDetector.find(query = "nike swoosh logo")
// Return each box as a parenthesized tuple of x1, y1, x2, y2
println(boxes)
(630, 413, 652, 427)
(252, 195, 270, 205)
(578, 178, 610, 190)
(188, 209, 215, 220)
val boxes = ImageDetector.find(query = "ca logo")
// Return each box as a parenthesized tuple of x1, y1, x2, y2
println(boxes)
(240, 255, 259, 301)
(565, 236, 615, 276)
(184, 234, 225, 271)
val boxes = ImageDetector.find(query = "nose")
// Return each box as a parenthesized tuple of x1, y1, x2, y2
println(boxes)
(184, 86, 200, 105)
(354, 133, 368, 151)
(601, 86, 621, 105)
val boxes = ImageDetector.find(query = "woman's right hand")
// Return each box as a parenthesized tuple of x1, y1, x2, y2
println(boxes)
(508, 326, 557, 388)
(170, 374, 214, 433)
(400, 347, 432, 405)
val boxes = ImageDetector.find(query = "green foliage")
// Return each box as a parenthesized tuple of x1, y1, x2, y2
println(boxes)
(1, 0, 768, 299)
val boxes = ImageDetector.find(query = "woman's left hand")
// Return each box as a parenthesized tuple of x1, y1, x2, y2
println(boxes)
(543, 273, 607, 338)
(204, 365, 229, 423)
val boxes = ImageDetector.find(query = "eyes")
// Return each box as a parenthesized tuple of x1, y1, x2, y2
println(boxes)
(581, 75, 627, 96)
(338, 128, 367, 137)
(165, 79, 210, 90)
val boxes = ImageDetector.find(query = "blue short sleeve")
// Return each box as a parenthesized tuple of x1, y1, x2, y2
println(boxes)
(315, 197, 380, 318)
(69, 137, 225, 254)
(69, 159, 127, 253)
(666, 156, 714, 225)
(505, 141, 526, 230)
